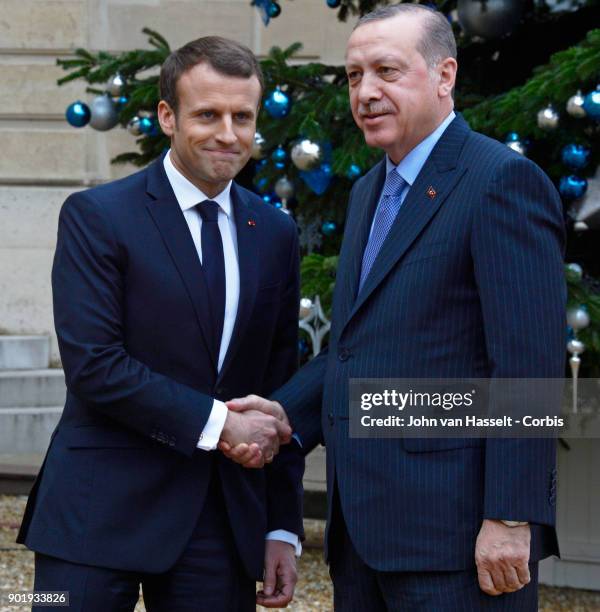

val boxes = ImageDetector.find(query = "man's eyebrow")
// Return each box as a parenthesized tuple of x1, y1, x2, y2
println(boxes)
(345, 55, 407, 69)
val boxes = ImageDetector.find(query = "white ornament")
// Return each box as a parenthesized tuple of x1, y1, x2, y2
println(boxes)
(566, 91, 587, 118)
(291, 139, 322, 171)
(127, 116, 142, 136)
(251, 132, 266, 160)
(299, 297, 314, 319)
(275, 177, 294, 200)
(566, 307, 590, 331)
(537, 104, 559, 130)
(107, 73, 125, 97)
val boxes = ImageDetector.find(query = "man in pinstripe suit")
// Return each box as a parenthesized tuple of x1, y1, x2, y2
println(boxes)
(221, 4, 565, 610)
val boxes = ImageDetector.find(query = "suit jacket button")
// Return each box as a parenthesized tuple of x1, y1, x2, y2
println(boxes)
(338, 348, 350, 362)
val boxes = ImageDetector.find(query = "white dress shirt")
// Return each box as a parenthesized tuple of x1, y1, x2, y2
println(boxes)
(163, 151, 301, 555)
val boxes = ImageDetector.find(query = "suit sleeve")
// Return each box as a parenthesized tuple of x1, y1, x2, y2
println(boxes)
(471, 156, 566, 525)
(263, 218, 305, 537)
(52, 191, 214, 457)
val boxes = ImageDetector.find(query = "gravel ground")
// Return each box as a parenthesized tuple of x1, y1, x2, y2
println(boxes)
(1, 496, 599, 611)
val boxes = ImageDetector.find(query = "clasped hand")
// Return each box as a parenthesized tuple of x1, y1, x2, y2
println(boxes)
(219, 395, 291, 467)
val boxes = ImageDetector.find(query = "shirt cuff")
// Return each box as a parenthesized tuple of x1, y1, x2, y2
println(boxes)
(196, 400, 228, 451)
(266, 530, 302, 557)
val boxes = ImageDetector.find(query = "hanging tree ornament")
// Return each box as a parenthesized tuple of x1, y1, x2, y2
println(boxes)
(89, 94, 119, 131)
(457, 0, 522, 39)
(561, 144, 590, 170)
(107, 73, 125, 97)
(559, 175, 588, 200)
(537, 104, 559, 131)
(565, 262, 583, 280)
(321, 221, 337, 236)
(267, 1, 281, 17)
(251, 132, 266, 160)
(274, 176, 294, 201)
(127, 116, 142, 136)
(271, 145, 287, 169)
(346, 164, 362, 180)
(326, 0, 341, 7)
(567, 338, 585, 413)
(265, 87, 291, 118)
(291, 139, 322, 171)
(65, 100, 91, 128)
(567, 305, 591, 332)
(582, 86, 600, 121)
(299, 297, 314, 319)
(504, 131, 527, 155)
(566, 90, 587, 118)
(139, 115, 160, 136)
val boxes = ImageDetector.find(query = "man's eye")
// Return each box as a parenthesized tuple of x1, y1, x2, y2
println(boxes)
(347, 71, 360, 82)
(200, 111, 214, 119)
(378, 66, 394, 75)
(235, 113, 251, 122)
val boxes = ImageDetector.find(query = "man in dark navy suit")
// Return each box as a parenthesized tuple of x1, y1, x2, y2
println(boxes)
(221, 4, 565, 610)
(18, 36, 303, 611)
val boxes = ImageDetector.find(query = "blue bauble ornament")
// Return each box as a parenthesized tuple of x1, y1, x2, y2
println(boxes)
(561, 144, 590, 170)
(271, 146, 287, 164)
(321, 220, 337, 236)
(262, 194, 272, 204)
(327, 0, 341, 7)
(346, 164, 362, 180)
(113, 96, 128, 110)
(559, 175, 588, 200)
(255, 177, 269, 193)
(505, 132, 520, 142)
(265, 88, 291, 119)
(65, 100, 91, 128)
(267, 1, 281, 17)
(582, 88, 600, 120)
(139, 116, 160, 136)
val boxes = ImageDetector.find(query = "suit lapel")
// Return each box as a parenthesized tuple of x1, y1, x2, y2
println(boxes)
(216, 184, 260, 383)
(334, 160, 386, 326)
(343, 115, 470, 327)
(144, 157, 218, 374)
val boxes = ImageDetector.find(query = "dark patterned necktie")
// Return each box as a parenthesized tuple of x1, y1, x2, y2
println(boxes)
(197, 200, 226, 360)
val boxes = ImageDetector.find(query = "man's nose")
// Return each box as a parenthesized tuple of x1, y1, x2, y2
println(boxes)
(356, 73, 382, 104)
(215, 116, 237, 145)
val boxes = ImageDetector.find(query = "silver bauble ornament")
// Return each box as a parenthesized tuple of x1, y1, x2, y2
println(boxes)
(127, 116, 142, 136)
(567, 307, 590, 331)
(251, 132, 266, 160)
(89, 95, 119, 131)
(274, 176, 294, 200)
(567, 339, 585, 356)
(506, 140, 527, 155)
(566, 91, 587, 119)
(566, 262, 583, 280)
(107, 73, 125, 97)
(291, 139, 322, 171)
(537, 104, 559, 131)
(299, 297, 314, 319)
(457, 0, 522, 39)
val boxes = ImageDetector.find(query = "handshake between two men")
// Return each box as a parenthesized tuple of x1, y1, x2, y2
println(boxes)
(218, 395, 289, 468)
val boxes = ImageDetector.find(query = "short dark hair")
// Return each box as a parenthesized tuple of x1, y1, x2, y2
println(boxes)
(355, 3, 457, 68)
(159, 36, 264, 114)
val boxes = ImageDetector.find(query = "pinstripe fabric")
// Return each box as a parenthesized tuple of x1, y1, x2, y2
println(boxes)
(272, 114, 565, 574)
(359, 170, 407, 291)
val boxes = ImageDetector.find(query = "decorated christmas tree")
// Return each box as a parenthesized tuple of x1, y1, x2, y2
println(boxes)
(59, 0, 600, 372)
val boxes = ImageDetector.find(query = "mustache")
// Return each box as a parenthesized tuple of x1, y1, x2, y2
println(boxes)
(358, 101, 395, 116)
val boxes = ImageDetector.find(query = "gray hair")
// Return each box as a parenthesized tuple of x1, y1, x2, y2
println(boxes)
(355, 3, 457, 69)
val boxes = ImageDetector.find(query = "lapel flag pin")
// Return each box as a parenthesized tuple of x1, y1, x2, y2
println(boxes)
(426, 186, 437, 199)
(247, 219, 256, 227)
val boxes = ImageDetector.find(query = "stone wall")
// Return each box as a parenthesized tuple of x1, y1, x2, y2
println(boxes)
(0, 0, 354, 361)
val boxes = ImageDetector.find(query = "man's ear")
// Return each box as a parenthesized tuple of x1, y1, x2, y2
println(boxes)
(157, 100, 176, 137)
(437, 57, 457, 99)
